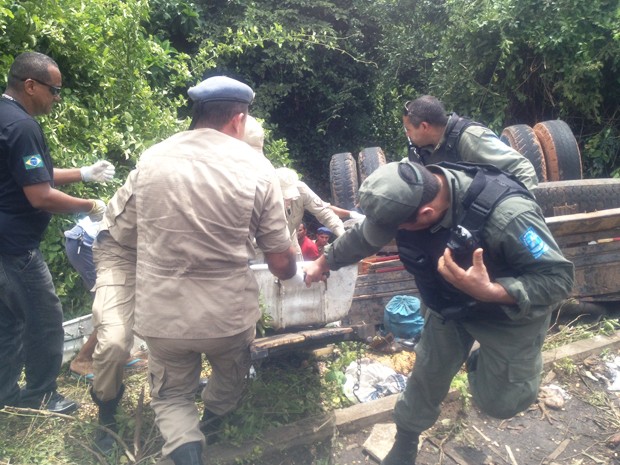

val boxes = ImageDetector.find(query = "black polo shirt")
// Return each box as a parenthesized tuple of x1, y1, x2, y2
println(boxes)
(0, 96, 54, 254)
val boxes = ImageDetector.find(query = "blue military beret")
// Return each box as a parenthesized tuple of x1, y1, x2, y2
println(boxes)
(317, 227, 332, 235)
(188, 76, 254, 104)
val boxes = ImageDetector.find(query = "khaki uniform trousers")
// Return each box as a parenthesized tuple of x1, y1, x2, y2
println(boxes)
(394, 310, 550, 433)
(145, 325, 255, 456)
(91, 248, 136, 401)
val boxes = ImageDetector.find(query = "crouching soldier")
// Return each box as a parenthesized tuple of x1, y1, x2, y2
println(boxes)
(303, 160, 574, 464)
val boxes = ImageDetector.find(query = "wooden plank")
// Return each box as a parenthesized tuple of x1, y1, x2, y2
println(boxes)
(204, 413, 336, 465)
(359, 254, 401, 274)
(558, 241, 620, 297)
(553, 230, 620, 247)
(354, 284, 418, 299)
(355, 280, 417, 297)
(298, 327, 354, 340)
(347, 300, 387, 326)
(252, 333, 305, 350)
(335, 395, 397, 433)
(350, 266, 420, 325)
(355, 268, 411, 285)
(543, 330, 620, 368)
(250, 327, 357, 359)
(546, 208, 620, 237)
(561, 241, 620, 265)
(572, 264, 620, 297)
(252, 327, 354, 351)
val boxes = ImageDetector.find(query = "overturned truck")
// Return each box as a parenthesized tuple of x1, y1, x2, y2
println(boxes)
(250, 121, 620, 359)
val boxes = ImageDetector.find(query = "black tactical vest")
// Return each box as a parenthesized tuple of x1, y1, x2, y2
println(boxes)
(397, 163, 534, 321)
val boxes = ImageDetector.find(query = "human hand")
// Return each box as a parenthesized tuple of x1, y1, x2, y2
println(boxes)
(302, 256, 330, 287)
(438, 247, 493, 299)
(87, 199, 107, 222)
(81, 160, 115, 183)
(349, 210, 365, 220)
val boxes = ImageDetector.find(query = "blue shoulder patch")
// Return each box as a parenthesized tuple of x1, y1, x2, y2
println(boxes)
(520, 226, 549, 259)
(23, 154, 44, 170)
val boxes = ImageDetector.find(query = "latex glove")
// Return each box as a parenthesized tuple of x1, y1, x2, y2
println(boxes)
(87, 199, 106, 222)
(81, 160, 115, 183)
(349, 210, 365, 220)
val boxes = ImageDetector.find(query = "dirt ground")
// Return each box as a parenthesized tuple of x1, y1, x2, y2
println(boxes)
(249, 347, 620, 465)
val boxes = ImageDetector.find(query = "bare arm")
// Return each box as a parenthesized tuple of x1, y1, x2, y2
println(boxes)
(265, 245, 297, 280)
(329, 205, 352, 219)
(53, 168, 83, 186)
(23, 182, 95, 214)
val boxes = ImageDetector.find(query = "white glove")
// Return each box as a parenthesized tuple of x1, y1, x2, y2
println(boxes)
(80, 160, 115, 183)
(87, 199, 106, 222)
(349, 210, 365, 220)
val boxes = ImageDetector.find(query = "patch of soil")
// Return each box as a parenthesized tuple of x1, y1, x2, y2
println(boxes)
(257, 348, 620, 465)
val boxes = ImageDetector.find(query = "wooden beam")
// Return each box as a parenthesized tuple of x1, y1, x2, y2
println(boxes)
(546, 208, 620, 237)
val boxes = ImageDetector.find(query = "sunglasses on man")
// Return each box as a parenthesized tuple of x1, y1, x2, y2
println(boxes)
(13, 75, 62, 96)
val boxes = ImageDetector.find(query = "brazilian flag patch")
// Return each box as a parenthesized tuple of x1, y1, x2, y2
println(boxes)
(23, 154, 44, 170)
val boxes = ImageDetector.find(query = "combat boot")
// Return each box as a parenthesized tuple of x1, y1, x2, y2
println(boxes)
(90, 384, 125, 454)
(170, 441, 204, 465)
(381, 426, 420, 465)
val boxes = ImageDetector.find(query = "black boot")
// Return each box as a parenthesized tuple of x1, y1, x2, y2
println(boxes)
(381, 426, 420, 465)
(170, 441, 204, 465)
(90, 384, 125, 454)
(199, 408, 223, 444)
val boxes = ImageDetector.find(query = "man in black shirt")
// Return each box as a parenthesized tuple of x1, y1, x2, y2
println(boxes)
(0, 51, 113, 413)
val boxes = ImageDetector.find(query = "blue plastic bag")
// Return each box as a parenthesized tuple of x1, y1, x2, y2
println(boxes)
(384, 295, 424, 339)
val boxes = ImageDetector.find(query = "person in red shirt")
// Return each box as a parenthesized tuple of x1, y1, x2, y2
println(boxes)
(314, 226, 332, 256)
(298, 223, 319, 261)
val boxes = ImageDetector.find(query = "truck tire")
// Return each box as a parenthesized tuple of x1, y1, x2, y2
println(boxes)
(358, 147, 387, 184)
(533, 179, 620, 217)
(533, 120, 582, 181)
(330, 152, 359, 210)
(500, 124, 547, 182)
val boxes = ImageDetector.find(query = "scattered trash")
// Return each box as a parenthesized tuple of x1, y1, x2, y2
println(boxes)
(367, 332, 402, 354)
(605, 356, 620, 391)
(538, 384, 570, 409)
(343, 358, 407, 403)
(363, 423, 397, 462)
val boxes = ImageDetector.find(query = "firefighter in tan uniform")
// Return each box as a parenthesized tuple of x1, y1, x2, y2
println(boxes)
(88, 173, 138, 453)
(96, 76, 296, 465)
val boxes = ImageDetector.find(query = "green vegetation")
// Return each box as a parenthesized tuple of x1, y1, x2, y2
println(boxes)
(0, 343, 363, 464)
(544, 317, 620, 351)
(450, 372, 472, 411)
(1, 2, 620, 460)
(1, 0, 618, 311)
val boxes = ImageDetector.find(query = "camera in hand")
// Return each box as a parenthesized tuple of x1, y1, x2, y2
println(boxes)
(447, 225, 478, 256)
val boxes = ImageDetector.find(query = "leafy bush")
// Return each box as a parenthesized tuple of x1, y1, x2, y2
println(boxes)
(1, 0, 191, 316)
